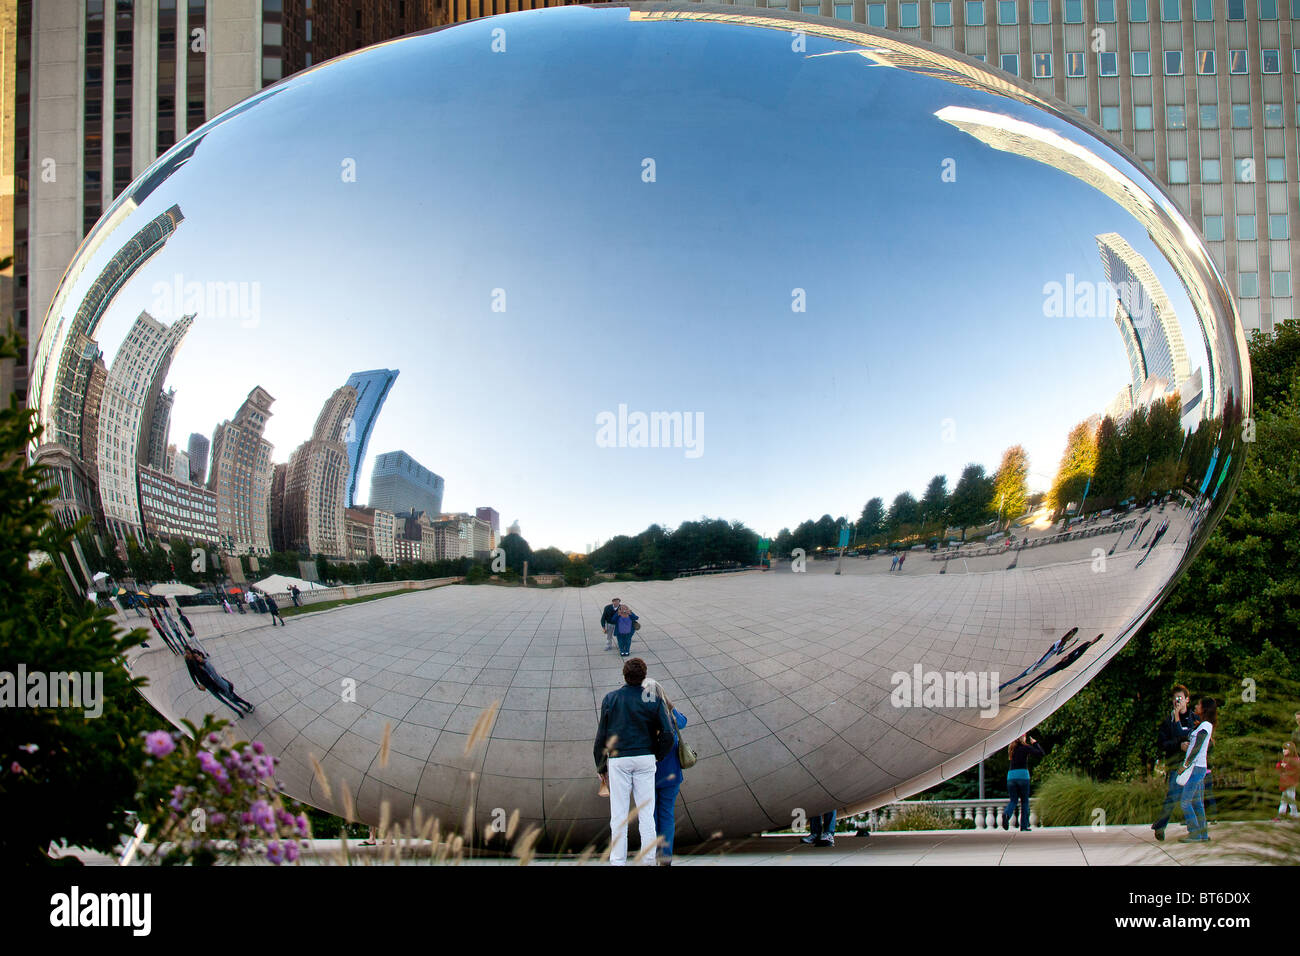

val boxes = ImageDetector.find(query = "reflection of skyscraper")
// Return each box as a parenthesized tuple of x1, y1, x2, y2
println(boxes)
(1096, 232, 1191, 405)
(144, 386, 176, 471)
(187, 432, 210, 485)
(283, 385, 359, 558)
(97, 310, 194, 542)
(208, 387, 276, 556)
(36, 204, 185, 458)
(342, 368, 399, 508)
(368, 451, 444, 518)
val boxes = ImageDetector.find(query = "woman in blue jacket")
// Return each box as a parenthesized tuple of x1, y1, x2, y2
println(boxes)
(655, 689, 688, 866)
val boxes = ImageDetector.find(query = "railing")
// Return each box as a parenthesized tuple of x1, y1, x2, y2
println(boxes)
(674, 566, 760, 579)
(844, 798, 1040, 831)
(931, 519, 1136, 560)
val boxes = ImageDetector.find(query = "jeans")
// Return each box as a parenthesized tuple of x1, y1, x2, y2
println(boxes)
(616, 628, 633, 656)
(1180, 766, 1208, 840)
(1005, 777, 1031, 829)
(655, 780, 683, 860)
(1154, 767, 1182, 830)
(604, 622, 615, 646)
(608, 754, 657, 865)
(809, 810, 837, 840)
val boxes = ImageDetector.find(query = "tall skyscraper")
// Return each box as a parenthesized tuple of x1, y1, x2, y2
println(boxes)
(187, 431, 210, 485)
(208, 386, 276, 556)
(368, 450, 444, 518)
(342, 367, 399, 507)
(282, 384, 358, 558)
(144, 386, 175, 471)
(96, 310, 194, 542)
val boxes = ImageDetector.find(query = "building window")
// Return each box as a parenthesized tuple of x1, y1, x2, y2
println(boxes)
(1168, 104, 1187, 127)
(1130, 0, 1148, 16)
(1162, 0, 1180, 18)
(1103, 106, 1122, 129)
(1228, 0, 1245, 15)
(967, 0, 985, 23)
(1237, 214, 1257, 239)
(1169, 158, 1189, 182)
(1035, 52, 1053, 76)
(1274, 272, 1293, 297)
(1133, 51, 1151, 74)
(1032, 0, 1050, 20)
(999, 0, 1017, 20)
(1292, 0, 1300, 16)
(934, 1, 954, 25)
(1201, 158, 1222, 181)
(1262, 49, 1281, 72)
(1002, 52, 1020, 74)
(1199, 104, 1219, 126)
(1295, 49, 1300, 74)
(802, 2, 821, 12)
(1264, 103, 1283, 126)
(899, 2, 919, 24)
(1204, 215, 1224, 240)
(1239, 273, 1259, 297)
(1066, 0, 1084, 19)
(1266, 157, 1286, 180)
(1098, 0, 1117, 19)
(1269, 213, 1289, 239)
(1165, 50, 1183, 74)
(1067, 51, 1086, 75)
(1232, 103, 1251, 126)
(1197, 49, 1216, 73)
(1194, 0, 1212, 17)
(1236, 157, 1255, 180)
(868, 3, 886, 24)
(1259, 0, 1278, 16)
(1099, 51, 1119, 74)
(1132, 104, 1153, 128)
(835, 2, 854, 19)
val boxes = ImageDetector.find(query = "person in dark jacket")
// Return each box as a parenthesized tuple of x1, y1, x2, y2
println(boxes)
(262, 591, 285, 627)
(612, 604, 639, 658)
(1152, 684, 1195, 841)
(594, 657, 674, 865)
(1002, 733, 1044, 831)
(289, 584, 302, 607)
(185, 648, 253, 716)
(652, 684, 689, 865)
(599, 597, 622, 651)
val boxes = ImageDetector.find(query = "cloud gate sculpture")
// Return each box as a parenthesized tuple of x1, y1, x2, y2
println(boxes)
(33, 3, 1250, 848)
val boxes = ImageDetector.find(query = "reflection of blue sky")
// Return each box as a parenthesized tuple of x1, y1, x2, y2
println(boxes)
(60, 7, 1211, 552)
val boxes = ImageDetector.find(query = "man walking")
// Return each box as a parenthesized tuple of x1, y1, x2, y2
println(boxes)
(263, 591, 286, 627)
(612, 604, 639, 658)
(289, 584, 302, 607)
(599, 597, 622, 651)
(1152, 684, 1194, 841)
(594, 657, 675, 865)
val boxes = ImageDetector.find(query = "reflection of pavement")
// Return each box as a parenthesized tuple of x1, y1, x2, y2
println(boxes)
(130, 525, 1193, 847)
(57, 824, 1257, 866)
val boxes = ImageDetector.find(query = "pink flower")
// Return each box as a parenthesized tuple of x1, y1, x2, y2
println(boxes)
(10, 762, 22, 775)
(266, 841, 284, 865)
(251, 741, 266, 754)
(284, 841, 300, 862)
(145, 730, 176, 758)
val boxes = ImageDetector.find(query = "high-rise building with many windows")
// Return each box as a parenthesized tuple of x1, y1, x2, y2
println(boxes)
(368, 450, 444, 518)
(342, 367, 399, 508)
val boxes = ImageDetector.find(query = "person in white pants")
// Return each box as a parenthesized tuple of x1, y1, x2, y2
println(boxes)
(607, 754, 658, 866)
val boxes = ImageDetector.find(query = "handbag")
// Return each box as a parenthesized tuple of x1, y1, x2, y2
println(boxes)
(633, 619, 641, 631)
(1176, 764, 1192, 786)
(665, 703, 698, 769)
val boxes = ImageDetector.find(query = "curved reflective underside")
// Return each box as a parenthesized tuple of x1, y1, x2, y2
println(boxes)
(32, 3, 1250, 847)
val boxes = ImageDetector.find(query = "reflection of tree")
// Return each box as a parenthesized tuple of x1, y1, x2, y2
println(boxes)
(991, 445, 1029, 530)
(856, 497, 885, 540)
(586, 517, 761, 577)
(919, 475, 949, 528)
(886, 492, 919, 538)
(1048, 421, 1098, 517)
(1087, 394, 1188, 510)
(948, 464, 996, 541)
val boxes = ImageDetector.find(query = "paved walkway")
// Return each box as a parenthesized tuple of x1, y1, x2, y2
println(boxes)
(58, 823, 1276, 865)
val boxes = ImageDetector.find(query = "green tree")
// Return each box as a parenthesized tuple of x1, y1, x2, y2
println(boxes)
(499, 532, 531, 574)
(947, 464, 994, 540)
(991, 445, 1029, 529)
(1092, 415, 1124, 502)
(856, 498, 885, 544)
(919, 476, 948, 530)
(886, 492, 919, 537)
(1048, 419, 1098, 517)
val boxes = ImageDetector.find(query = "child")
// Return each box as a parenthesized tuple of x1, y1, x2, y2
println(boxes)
(1276, 741, 1299, 820)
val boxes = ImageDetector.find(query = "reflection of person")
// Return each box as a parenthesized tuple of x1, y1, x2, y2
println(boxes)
(178, 609, 195, 638)
(653, 687, 689, 866)
(599, 597, 622, 652)
(184, 648, 253, 716)
(289, 585, 302, 607)
(612, 604, 639, 658)
(1275, 742, 1300, 820)
(1002, 734, 1044, 831)
(1291, 711, 1300, 751)
(1006, 638, 1098, 703)
(594, 657, 674, 866)
(263, 591, 285, 627)
(1177, 697, 1215, 843)
(1000, 627, 1079, 690)
(897, 552, 906, 570)
(1152, 684, 1194, 841)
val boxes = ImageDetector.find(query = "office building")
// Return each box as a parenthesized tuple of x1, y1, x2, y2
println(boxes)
(282, 383, 357, 558)
(208, 385, 275, 555)
(187, 431, 209, 485)
(342, 367, 398, 507)
(139, 464, 219, 544)
(368, 450, 444, 517)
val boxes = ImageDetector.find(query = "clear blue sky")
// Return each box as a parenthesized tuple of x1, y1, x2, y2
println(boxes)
(58, 6, 1208, 553)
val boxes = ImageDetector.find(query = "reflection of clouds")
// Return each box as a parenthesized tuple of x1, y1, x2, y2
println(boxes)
(934, 104, 1241, 419)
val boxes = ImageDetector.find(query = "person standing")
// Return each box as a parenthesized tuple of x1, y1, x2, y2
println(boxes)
(594, 657, 674, 866)
(1152, 684, 1195, 841)
(612, 604, 639, 658)
(289, 584, 302, 607)
(800, 810, 838, 847)
(897, 552, 906, 571)
(263, 591, 285, 627)
(599, 597, 622, 652)
(1001, 733, 1044, 831)
(1177, 696, 1216, 843)
(653, 686, 689, 866)
(1275, 741, 1300, 820)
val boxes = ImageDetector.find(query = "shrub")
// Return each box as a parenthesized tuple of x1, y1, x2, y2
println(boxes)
(879, 805, 974, 831)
